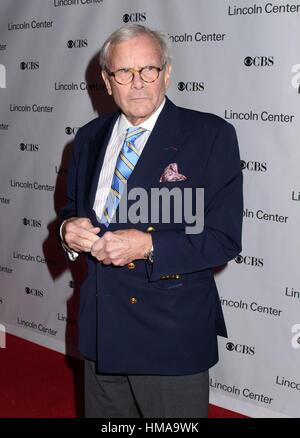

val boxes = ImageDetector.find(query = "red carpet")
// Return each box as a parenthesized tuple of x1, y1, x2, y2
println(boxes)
(0, 334, 246, 418)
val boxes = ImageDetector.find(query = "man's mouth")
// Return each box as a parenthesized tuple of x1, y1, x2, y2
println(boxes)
(130, 96, 149, 100)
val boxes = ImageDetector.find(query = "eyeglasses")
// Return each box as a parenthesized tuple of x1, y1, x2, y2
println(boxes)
(106, 64, 166, 85)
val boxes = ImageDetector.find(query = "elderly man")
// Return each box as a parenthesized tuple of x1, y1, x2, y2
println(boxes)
(60, 24, 243, 418)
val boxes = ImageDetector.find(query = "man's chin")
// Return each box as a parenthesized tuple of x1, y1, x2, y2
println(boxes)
(128, 104, 153, 116)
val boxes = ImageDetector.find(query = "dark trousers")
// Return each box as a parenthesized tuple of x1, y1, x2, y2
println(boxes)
(84, 359, 209, 418)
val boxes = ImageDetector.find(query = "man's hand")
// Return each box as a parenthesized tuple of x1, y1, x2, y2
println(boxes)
(62, 217, 100, 253)
(90, 229, 152, 266)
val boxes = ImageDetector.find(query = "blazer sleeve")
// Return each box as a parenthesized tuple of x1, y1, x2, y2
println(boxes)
(148, 122, 243, 281)
(59, 129, 83, 223)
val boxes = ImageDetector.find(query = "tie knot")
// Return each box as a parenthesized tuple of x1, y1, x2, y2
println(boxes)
(127, 126, 145, 134)
(125, 126, 146, 142)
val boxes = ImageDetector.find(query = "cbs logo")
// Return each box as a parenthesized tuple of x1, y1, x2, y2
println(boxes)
(123, 12, 146, 23)
(19, 143, 39, 152)
(25, 287, 44, 297)
(226, 342, 255, 355)
(241, 160, 267, 172)
(244, 56, 274, 67)
(20, 61, 39, 70)
(235, 254, 264, 267)
(23, 218, 42, 228)
(178, 81, 205, 92)
(65, 127, 79, 135)
(67, 39, 88, 48)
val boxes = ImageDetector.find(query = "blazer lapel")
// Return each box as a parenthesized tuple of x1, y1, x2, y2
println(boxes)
(85, 99, 187, 228)
(84, 112, 119, 222)
(125, 98, 185, 195)
(107, 98, 187, 229)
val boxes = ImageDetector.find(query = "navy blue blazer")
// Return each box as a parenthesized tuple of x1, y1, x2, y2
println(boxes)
(60, 97, 243, 375)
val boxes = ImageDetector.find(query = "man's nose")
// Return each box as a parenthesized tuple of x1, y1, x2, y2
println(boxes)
(131, 71, 144, 88)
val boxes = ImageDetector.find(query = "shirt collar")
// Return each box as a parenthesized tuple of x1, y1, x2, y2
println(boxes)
(116, 98, 166, 136)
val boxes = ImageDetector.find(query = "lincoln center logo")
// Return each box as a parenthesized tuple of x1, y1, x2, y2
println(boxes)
(54, 0, 103, 6)
(0, 64, 6, 88)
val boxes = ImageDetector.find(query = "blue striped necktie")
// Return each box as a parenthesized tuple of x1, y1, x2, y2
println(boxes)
(101, 126, 146, 227)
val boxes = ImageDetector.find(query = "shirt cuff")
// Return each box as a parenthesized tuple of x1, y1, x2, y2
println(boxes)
(60, 220, 79, 261)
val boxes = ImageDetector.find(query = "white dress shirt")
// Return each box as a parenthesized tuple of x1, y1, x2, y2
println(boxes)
(61, 98, 166, 260)
(93, 98, 165, 220)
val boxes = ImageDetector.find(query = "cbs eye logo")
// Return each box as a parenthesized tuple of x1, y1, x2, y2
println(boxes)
(235, 255, 243, 264)
(244, 57, 253, 67)
(226, 342, 235, 351)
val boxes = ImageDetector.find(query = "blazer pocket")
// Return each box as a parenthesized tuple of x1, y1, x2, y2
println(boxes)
(151, 277, 184, 291)
(150, 271, 213, 291)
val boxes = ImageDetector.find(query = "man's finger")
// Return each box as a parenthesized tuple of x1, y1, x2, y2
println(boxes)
(68, 225, 100, 241)
(89, 226, 101, 234)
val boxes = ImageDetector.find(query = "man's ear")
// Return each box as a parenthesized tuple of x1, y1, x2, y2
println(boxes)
(101, 70, 112, 95)
(164, 64, 172, 89)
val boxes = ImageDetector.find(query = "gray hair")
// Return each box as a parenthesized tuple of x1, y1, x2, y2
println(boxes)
(99, 24, 172, 71)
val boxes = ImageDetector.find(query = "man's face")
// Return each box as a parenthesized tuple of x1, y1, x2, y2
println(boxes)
(102, 34, 172, 125)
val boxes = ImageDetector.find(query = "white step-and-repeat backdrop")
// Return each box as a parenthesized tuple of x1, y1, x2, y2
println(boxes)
(0, 0, 299, 418)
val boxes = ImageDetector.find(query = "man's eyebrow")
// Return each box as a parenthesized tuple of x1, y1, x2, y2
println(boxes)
(114, 64, 159, 70)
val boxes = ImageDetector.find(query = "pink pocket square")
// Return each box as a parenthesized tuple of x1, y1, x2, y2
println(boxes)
(159, 163, 187, 182)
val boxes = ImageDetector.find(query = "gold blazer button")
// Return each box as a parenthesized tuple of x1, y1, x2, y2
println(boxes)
(127, 262, 136, 269)
(130, 297, 138, 305)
